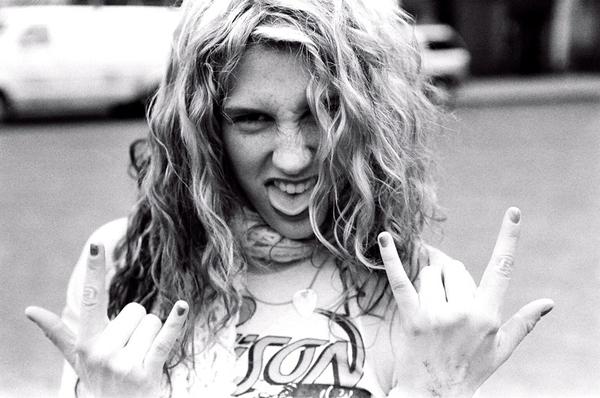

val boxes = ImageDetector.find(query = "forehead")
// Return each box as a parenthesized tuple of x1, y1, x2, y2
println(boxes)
(224, 45, 311, 109)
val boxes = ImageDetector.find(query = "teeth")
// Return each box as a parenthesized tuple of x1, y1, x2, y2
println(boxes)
(274, 178, 315, 195)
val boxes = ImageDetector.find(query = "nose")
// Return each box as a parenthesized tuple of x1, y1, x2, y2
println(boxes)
(272, 126, 315, 176)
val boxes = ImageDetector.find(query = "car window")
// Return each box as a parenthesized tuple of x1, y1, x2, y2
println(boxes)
(427, 39, 457, 50)
(19, 24, 50, 47)
(426, 33, 466, 50)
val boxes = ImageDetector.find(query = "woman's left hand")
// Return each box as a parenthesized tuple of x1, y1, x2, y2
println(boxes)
(382, 207, 554, 398)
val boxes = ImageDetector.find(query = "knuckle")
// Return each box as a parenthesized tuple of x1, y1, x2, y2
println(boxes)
(450, 309, 470, 325)
(123, 302, 147, 316)
(389, 278, 411, 293)
(505, 224, 521, 239)
(74, 342, 95, 360)
(494, 254, 515, 278)
(107, 357, 133, 376)
(406, 317, 427, 336)
(74, 343, 87, 358)
(81, 347, 106, 367)
(87, 256, 103, 269)
(515, 313, 537, 335)
(380, 252, 397, 263)
(42, 320, 64, 342)
(153, 341, 173, 357)
(428, 319, 443, 333)
(126, 369, 147, 385)
(144, 314, 163, 327)
(81, 286, 100, 307)
(405, 323, 423, 337)
(478, 314, 502, 335)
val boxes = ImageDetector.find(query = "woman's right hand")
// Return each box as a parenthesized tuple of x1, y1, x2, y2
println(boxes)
(25, 243, 188, 398)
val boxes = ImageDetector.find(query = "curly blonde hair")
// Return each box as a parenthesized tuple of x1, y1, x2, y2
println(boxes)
(109, 0, 442, 363)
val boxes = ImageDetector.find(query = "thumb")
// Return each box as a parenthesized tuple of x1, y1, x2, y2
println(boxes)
(25, 306, 77, 367)
(496, 298, 554, 365)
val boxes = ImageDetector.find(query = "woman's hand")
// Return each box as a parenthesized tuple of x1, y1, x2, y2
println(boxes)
(381, 208, 554, 398)
(25, 244, 188, 398)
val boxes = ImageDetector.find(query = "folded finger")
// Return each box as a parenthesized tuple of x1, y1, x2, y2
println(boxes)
(443, 260, 476, 307)
(420, 246, 453, 304)
(417, 266, 446, 308)
(98, 303, 146, 351)
(477, 207, 521, 313)
(25, 306, 77, 367)
(79, 243, 109, 340)
(122, 314, 163, 361)
(144, 301, 188, 374)
(378, 232, 419, 320)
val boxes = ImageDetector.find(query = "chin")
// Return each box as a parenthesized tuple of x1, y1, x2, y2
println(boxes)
(269, 217, 315, 240)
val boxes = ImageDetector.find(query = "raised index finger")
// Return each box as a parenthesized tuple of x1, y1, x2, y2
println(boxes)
(378, 232, 419, 319)
(79, 243, 109, 340)
(477, 207, 521, 314)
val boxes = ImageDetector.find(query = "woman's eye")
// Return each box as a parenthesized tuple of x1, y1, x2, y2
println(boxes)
(231, 113, 272, 131)
(301, 110, 317, 125)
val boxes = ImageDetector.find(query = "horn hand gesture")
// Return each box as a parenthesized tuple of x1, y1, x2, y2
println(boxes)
(25, 244, 188, 398)
(381, 208, 554, 398)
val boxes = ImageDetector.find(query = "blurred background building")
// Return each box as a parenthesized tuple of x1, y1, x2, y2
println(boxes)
(402, 0, 600, 75)
(2, 0, 598, 76)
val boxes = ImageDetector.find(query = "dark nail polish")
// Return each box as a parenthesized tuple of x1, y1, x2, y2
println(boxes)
(90, 244, 99, 256)
(177, 306, 186, 316)
(541, 307, 553, 317)
(509, 208, 521, 224)
(378, 233, 390, 248)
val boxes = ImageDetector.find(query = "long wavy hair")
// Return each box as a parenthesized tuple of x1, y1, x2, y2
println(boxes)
(108, 0, 442, 363)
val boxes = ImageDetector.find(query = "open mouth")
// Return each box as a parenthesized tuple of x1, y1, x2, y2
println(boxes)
(266, 177, 316, 217)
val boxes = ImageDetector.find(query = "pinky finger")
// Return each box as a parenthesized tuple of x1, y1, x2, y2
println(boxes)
(496, 298, 554, 365)
(144, 301, 189, 374)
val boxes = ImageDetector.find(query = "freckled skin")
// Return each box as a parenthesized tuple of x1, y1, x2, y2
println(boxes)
(222, 46, 324, 239)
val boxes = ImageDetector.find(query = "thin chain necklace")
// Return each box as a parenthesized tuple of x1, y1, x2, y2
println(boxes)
(244, 258, 327, 317)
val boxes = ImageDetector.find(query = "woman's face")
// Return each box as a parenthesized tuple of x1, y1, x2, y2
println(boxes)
(222, 45, 322, 239)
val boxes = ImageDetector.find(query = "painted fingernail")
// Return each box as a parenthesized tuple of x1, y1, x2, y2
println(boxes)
(176, 302, 188, 316)
(541, 307, 553, 317)
(378, 233, 391, 248)
(509, 207, 521, 224)
(90, 244, 99, 256)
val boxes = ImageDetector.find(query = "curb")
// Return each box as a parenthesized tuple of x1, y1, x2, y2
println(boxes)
(454, 75, 600, 106)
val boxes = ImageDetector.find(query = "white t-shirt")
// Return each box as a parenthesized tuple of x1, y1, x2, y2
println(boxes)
(59, 219, 400, 398)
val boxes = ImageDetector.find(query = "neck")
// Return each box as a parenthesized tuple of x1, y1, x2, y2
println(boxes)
(245, 245, 330, 275)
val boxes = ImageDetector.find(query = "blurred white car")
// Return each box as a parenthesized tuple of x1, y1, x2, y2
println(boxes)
(415, 24, 470, 95)
(0, 5, 179, 121)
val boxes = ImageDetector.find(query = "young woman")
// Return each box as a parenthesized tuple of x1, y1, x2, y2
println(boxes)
(25, 0, 554, 397)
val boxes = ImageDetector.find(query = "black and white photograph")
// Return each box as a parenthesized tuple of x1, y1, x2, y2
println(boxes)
(1, 0, 598, 397)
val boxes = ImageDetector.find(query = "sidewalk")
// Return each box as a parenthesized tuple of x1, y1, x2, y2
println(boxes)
(454, 74, 600, 106)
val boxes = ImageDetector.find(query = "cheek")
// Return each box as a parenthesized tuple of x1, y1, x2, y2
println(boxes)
(223, 131, 266, 185)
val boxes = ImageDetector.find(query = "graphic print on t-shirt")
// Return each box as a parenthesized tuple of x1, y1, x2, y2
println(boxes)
(234, 299, 372, 398)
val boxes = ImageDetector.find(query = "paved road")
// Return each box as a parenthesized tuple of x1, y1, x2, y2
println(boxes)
(1, 100, 599, 397)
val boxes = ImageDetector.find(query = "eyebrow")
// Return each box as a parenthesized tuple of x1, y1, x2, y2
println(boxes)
(222, 106, 265, 117)
(222, 104, 312, 118)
